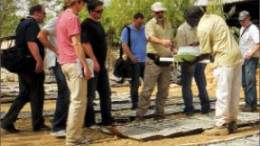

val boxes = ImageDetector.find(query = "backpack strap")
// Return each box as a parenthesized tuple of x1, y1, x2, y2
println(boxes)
(240, 23, 252, 37)
(119, 26, 131, 58)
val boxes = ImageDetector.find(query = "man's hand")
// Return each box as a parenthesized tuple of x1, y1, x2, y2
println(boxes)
(35, 60, 44, 73)
(83, 66, 92, 80)
(130, 56, 138, 64)
(161, 40, 173, 48)
(172, 47, 178, 54)
(245, 53, 253, 59)
(93, 60, 100, 72)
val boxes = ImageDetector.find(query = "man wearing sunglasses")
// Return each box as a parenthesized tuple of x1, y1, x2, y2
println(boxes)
(81, 0, 114, 127)
(136, 2, 173, 121)
(56, 0, 92, 145)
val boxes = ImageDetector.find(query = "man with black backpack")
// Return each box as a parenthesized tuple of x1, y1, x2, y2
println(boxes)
(1, 4, 49, 133)
(120, 13, 147, 109)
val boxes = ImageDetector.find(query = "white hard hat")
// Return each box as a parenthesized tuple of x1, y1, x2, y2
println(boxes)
(151, 2, 167, 12)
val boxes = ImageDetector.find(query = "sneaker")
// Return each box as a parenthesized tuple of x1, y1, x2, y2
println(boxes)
(66, 136, 91, 146)
(153, 115, 165, 121)
(203, 125, 228, 136)
(228, 121, 238, 133)
(51, 130, 66, 138)
(242, 106, 257, 112)
(135, 116, 144, 123)
(1, 124, 20, 133)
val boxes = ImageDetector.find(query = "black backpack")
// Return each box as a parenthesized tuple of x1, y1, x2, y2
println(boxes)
(113, 26, 133, 78)
(1, 18, 36, 73)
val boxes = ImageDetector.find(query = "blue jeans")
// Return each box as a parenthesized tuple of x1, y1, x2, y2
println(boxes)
(51, 63, 70, 132)
(84, 67, 113, 125)
(242, 58, 259, 110)
(181, 62, 210, 114)
(130, 62, 145, 106)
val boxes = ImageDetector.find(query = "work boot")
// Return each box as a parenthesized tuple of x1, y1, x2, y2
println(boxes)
(228, 121, 238, 133)
(153, 115, 165, 121)
(203, 125, 228, 136)
(135, 116, 144, 123)
(242, 105, 257, 112)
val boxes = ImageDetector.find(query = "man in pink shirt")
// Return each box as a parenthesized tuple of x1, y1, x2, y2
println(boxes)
(56, 0, 91, 145)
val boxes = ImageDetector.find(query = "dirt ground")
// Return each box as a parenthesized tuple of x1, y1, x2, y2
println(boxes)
(0, 64, 259, 146)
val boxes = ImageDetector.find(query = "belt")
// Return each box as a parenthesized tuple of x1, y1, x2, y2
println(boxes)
(147, 53, 172, 66)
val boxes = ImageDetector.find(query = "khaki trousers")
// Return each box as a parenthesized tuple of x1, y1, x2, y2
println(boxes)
(61, 63, 87, 143)
(136, 58, 171, 117)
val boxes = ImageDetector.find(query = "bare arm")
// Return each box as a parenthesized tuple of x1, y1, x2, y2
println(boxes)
(71, 34, 91, 80)
(37, 29, 58, 55)
(246, 43, 260, 59)
(82, 42, 100, 72)
(27, 42, 44, 73)
(121, 43, 138, 63)
(148, 36, 172, 47)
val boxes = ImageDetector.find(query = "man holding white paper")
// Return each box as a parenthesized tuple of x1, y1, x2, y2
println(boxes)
(136, 2, 173, 121)
(175, 9, 210, 116)
(185, 6, 242, 136)
(81, 0, 114, 127)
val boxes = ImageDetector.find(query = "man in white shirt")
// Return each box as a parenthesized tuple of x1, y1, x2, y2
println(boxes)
(38, 16, 70, 138)
(239, 10, 260, 112)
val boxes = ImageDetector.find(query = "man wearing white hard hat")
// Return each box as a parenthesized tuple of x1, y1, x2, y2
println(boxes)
(136, 2, 174, 121)
(239, 10, 260, 112)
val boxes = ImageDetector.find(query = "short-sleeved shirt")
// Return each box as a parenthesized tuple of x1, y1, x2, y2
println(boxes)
(145, 18, 173, 57)
(176, 22, 198, 47)
(81, 18, 107, 67)
(56, 10, 81, 64)
(239, 23, 260, 57)
(15, 17, 44, 58)
(197, 14, 242, 67)
(43, 17, 58, 68)
(121, 24, 147, 62)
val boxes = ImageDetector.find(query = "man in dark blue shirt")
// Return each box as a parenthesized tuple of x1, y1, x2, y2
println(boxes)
(1, 4, 49, 133)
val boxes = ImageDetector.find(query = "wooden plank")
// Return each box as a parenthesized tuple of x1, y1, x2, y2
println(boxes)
(180, 134, 260, 146)
(207, 134, 260, 146)
(0, 101, 216, 121)
(103, 113, 259, 141)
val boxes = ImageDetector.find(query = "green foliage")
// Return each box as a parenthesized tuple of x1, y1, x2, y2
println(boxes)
(205, 0, 225, 18)
(102, 0, 196, 45)
(0, 0, 21, 37)
(205, 0, 240, 41)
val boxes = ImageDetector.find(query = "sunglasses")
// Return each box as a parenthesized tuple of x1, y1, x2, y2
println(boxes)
(77, 0, 83, 4)
(155, 11, 164, 15)
(94, 9, 103, 14)
(41, 11, 46, 16)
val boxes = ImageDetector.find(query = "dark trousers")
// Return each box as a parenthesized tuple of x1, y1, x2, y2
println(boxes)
(181, 62, 210, 114)
(51, 63, 70, 132)
(2, 72, 45, 130)
(84, 67, 113, 125)
(242, 58, 259, 110)
(130, 62, 145, 106)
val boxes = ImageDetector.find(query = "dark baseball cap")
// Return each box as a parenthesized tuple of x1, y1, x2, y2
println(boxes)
(239, 10, 250, 21)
